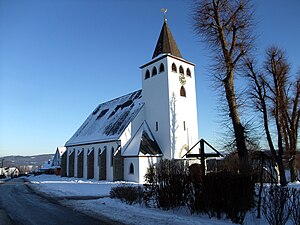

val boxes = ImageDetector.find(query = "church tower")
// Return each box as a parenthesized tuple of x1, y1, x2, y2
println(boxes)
(140, 18, 199, 159)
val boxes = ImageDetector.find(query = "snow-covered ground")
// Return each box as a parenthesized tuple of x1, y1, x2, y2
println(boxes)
(27, 174, 299, 225)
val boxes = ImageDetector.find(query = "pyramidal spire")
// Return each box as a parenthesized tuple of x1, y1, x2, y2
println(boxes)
(152, 11, 182, 59)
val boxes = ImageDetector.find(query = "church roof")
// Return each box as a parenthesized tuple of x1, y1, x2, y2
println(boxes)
(65, 90, 144, 146)
(122, 121, 162, 157)
(152, 19, 182, 59)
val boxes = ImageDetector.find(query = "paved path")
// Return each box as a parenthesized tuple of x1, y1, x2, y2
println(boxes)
(0, 178, 122, 225)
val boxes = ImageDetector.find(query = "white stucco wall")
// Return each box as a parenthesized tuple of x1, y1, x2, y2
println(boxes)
(106, 145, 114, 181)
(166, 56, 199, 158)
(94, 147, 99, 179)
(141, 55, 199, 160)
(142, 57, 171, 158)
(124, 156, 159, 183)
(74, 148, 78, 177)
(138, 157, 159, 183)
(124, 157, 140, 182)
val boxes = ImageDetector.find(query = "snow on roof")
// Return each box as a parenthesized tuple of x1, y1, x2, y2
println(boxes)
(66, 90, 144, 146)
(122, 121, 162, 157)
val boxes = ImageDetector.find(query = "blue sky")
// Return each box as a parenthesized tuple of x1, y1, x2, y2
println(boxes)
(0, 0, 299, 156)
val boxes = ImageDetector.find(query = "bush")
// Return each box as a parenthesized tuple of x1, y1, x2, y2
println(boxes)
(144, 159, 189, 210)
(110, 185, 143, 205)
(191, 172, 256, 224)
(290, 188, 300, 225)
(144, 159, 256, 224)
(262, 185, 291, 225)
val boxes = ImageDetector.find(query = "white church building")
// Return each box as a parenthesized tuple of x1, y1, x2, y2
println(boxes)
(61, 18, 199, 183)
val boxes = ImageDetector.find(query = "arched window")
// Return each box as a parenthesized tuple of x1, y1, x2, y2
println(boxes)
(152, 67, 157, 76)
(129, 163, 134, 174)
(159, 63, 165, 73)
(111, 147, 114, 166)
(172, 63, 177, 72)
(186, 68, 191, 77)
(145, 70, 150, 79)
(180, 86, 186, 97)
(179, 66, 184, 74)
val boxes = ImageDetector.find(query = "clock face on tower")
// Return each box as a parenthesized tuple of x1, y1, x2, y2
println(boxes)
(179, 73, 186, 85)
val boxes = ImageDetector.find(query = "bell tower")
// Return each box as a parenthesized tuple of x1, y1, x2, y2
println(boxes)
(140, 15, 199, 159)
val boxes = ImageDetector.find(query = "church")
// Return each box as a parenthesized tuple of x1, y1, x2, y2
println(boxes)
(61, 17, 199, 183)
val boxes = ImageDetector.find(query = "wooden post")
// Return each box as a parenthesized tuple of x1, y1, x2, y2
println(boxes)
(200, 139, 205, 177)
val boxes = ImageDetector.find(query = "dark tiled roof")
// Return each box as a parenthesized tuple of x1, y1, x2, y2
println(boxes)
(140, 130, 162, 155)
(152, 20, 182, 59)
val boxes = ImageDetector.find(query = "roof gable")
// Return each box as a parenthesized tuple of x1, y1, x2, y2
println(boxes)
(122, 121, 162, 157)
(66, 90, 144, 146)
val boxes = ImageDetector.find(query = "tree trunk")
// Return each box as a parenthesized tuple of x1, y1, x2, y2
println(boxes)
(289, 133, 299, 182)
(277, 128, 288, 186)
(224, 71, 249, 172)
(290, 137, 299, 182)
(289, 156, 298, 182)
(257, 155, 264, 219)
(277, 157, 288, 186)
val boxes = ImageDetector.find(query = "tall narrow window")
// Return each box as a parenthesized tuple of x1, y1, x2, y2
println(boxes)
(180, 86, 186, 97)
(186, 68, 191, 77)
(145, 70, 150, 79)
(179, 65, 184, 74)
(159, 63, 165, 73)
(129, 163, 134, 174)
(155, 122, 159, 131)
(183, 121, 186, 131)
(152, 67, 157, 76)
(111, 147, 114, 166)
(172, 63, 177, 72)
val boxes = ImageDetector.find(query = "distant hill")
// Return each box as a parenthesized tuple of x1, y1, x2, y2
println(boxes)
(0, 154, 54, 172)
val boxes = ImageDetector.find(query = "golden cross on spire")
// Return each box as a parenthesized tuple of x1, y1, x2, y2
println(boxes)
(161, 8, 168, 21)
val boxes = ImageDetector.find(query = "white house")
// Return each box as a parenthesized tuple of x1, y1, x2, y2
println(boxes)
(62, 18, 199, 183)
(52, 146, 66, 167)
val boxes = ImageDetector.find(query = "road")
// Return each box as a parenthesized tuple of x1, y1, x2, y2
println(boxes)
(0, 178, 123, 225)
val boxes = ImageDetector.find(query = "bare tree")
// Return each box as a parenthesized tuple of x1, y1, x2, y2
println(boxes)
(264, 47, 300, 183)
(245, 46, 300, 185)
(245, 56, 287, 186)
(193, 0, 255, 170)
(281, 71, 300, 182)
